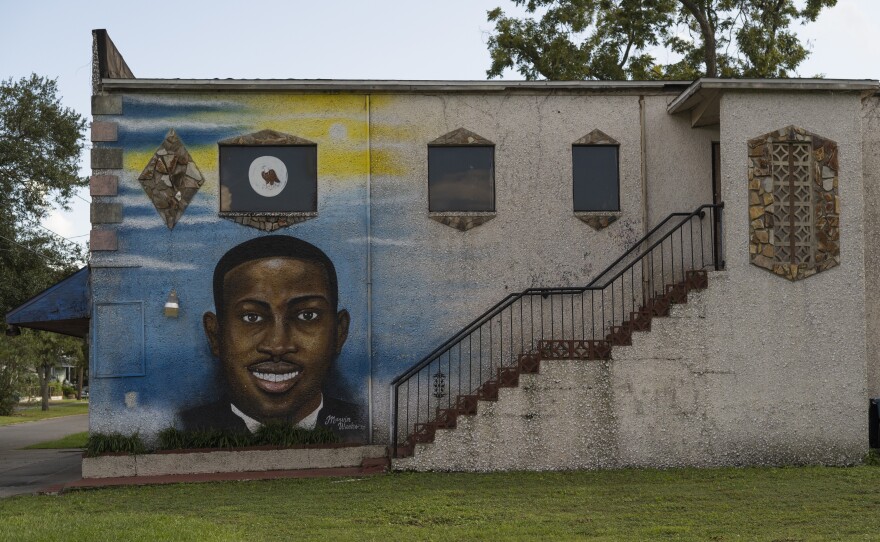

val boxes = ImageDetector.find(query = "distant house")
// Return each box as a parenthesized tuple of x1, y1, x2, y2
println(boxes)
(8, 29, 880, 470)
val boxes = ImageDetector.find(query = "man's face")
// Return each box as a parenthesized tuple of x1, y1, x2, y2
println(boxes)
(203, 257, 349, 423)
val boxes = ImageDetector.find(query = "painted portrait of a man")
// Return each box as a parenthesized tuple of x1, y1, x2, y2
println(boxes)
(180, 235, 364, 441)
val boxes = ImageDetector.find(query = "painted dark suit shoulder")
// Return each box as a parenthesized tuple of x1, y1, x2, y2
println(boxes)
(178, 396, 366, 442)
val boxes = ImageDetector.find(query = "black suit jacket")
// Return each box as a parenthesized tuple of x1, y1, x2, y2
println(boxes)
(179, 395, 366, 443)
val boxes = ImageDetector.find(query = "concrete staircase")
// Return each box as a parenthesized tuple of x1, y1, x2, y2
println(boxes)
(393, 270, 718, 471)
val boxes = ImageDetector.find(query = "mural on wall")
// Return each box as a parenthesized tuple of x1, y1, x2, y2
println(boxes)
(180, 235, 364, 440)
(218, 130, 318, 232)
(90, 93, 373, 440)
(747, 125, 839, 281)
(137, 129, 205, 229)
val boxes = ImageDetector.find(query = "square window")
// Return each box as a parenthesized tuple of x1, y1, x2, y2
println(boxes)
(428, 146, 495, 212)
(572, 145, 619, 212)
(219, 145, 317, 213)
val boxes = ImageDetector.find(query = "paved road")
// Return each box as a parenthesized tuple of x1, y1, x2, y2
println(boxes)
(0, 414, 88, 498)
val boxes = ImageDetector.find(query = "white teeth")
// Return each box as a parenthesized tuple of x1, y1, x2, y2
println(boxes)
(252, 371, 299, 383)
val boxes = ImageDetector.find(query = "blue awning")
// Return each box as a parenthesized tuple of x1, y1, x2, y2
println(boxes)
(5, 267, 90, 338)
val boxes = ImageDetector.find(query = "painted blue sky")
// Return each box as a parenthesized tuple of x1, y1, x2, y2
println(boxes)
(3, 0, 878, 248)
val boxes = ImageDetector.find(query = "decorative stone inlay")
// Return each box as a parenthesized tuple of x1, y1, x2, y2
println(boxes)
(573, 129, 619, 146)
(91, 148, 123, 169)
(575, 213, 619, 231)
(137, 129, 205, 230)
(428, 128, 494, 146)
(218, 129, 317, 232)
(90, 175, 118, 196)
(91, 121, 118, 142)
(91, 95, 122, 115)
(747, 125, 839, 281)
(90, 229, 118, 252)
(219, 212, 317, 232)
(429, 212, 496, 232)
(218, 129, 314, 146)
(91, 202, 122, 224)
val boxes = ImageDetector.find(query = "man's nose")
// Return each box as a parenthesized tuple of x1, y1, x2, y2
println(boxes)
(257, 318, 298, 357)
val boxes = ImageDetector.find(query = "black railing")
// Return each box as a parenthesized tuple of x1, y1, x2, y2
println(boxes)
(390, 203, 724, 456)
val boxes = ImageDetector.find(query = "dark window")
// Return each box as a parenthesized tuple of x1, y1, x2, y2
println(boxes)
(219, 145, 317, 213)
(428, 146, 495, 212)
(572, 145, 619, 212)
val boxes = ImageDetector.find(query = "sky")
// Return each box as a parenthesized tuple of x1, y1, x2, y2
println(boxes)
(3, 0, 879, 250)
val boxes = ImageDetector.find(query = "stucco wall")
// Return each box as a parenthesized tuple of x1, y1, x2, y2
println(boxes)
(90, 89, 680, 442)
(717, 91, 867, 457)
(644, 95, 718, 227)
(862, 95, 880, 399)
(395, 270, 866, 472)
(367, 93, 650, 441)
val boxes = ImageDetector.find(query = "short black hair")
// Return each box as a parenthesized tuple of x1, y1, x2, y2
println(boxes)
(212, 235, 339, 314)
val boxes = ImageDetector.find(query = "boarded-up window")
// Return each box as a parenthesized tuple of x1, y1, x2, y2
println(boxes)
(573, 145, 620, 212)
(428, 146, 495, 212)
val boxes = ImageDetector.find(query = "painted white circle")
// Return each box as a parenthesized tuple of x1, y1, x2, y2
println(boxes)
(248, 155, 288, 197)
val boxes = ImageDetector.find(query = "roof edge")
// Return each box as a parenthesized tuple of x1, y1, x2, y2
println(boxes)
(99, 78, 692, 93)
(668, 78, 880, 114)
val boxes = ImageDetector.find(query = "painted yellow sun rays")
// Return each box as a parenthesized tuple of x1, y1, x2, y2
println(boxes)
(124, 93, 411, 188)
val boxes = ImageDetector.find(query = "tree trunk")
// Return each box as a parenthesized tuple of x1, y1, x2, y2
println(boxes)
(678, 0, 717, 77)
(76, 365, 83, 400)
(40, 363, 50, 411)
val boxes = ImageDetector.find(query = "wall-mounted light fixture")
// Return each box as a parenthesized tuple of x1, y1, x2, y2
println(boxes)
(164, 290, 180, 318)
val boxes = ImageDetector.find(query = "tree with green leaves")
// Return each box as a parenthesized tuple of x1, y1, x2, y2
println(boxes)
(486, 0, 837, 80)
(0, 74, 87, 412)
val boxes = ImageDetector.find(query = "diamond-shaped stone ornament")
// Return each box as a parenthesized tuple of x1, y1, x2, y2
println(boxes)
(138, 129, 204, 229)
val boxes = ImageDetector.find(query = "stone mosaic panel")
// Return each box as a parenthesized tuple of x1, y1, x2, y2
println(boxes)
(748, 125, 839, 281)
(573, 129, 619, 146)
(575, 213, 619, 231)
(138, 129, 205, 230)
(429, 212, 495, 231)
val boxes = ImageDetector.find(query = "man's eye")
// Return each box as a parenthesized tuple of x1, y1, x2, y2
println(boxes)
(242, 313, 263, 324)
(297, 310, 319, 322)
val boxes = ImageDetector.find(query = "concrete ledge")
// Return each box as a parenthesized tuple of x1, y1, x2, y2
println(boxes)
(82, 445, 386, 479)
(82, 454, 136, 479)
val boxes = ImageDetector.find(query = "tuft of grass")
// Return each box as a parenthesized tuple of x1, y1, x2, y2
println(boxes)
(1, 467, 880, 540)
(866, 449, 880, 466)
(0, 400, 88, 427)
(85, 432, 147, 457)
(24, 431, 89, 449)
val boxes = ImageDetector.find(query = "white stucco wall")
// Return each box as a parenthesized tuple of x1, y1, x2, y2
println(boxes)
(714, 91, 867, 458)
(644, 95, 718, 227)
(369, 92, 655, 441)
(862, 95, 880, 399)
(395, 90, 870, 470)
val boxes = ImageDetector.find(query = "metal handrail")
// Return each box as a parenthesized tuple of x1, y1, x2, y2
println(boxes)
(390, 203, 724, 454)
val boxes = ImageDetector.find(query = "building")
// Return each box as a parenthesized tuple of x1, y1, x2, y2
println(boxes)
(8, 30, 880, 470)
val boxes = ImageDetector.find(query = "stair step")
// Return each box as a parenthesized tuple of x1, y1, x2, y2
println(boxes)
(517, 353, 540, 374)
(395, 270, 714, 459)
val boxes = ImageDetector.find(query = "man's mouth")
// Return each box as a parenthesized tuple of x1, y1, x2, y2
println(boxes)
(248, 361, 302, 394)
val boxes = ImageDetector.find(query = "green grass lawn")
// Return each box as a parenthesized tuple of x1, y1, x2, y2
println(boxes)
(0, 399, 88, 427)
(23, 431, 89, 449)
(1, 466, 879, 541)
